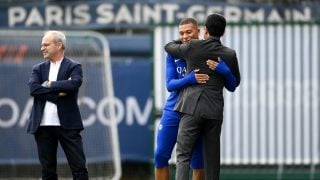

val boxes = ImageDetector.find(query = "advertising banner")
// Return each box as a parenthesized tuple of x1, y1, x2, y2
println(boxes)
(0, 2, 318, 30)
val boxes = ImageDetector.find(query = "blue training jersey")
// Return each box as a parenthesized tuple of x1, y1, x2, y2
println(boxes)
(161, 53, 197, 125)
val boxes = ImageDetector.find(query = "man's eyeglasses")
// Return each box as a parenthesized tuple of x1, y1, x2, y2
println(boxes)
(41, 42, 61, 49)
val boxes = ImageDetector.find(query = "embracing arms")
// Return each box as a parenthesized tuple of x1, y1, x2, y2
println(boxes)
(207, 59, 237, 92)
(165, 54, 208, 92)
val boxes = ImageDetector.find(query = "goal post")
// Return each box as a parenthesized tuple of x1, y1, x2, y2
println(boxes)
(0, 30, 121, 179)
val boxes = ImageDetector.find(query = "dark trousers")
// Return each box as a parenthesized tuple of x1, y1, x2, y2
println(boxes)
(34, 126, 88, 180)
(175, 108, 222, 180)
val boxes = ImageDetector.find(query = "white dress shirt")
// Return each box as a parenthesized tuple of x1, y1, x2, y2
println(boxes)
(40, 59, 63, 126)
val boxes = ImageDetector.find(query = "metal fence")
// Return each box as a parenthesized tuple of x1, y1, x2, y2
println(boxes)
(154, 22, 320, 166)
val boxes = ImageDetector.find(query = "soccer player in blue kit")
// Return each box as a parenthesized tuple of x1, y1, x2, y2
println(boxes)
(154, 18, 237, 180)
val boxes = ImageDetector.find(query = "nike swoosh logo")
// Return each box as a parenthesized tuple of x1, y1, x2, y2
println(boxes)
(174, 59, 182, 62)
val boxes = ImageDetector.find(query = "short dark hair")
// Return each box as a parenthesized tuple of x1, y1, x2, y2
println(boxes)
(179, 18, 198, 27)
(205, 13, 226, 37)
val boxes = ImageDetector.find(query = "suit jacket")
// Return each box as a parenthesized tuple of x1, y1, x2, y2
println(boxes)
(27, 57, 83, 134)
(164, 36, 241, 120)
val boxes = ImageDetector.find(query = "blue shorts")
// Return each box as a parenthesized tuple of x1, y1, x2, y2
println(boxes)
(154, 116, 204, 169)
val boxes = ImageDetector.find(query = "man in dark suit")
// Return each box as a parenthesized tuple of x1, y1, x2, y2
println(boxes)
(164, 14, 241, 180)
(28, 31, 88, 180)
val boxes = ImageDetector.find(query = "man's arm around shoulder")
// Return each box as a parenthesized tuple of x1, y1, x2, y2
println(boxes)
(164, 40, 190, 60)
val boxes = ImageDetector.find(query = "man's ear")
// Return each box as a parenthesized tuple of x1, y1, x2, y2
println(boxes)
(204, 27, 209, 39)
(57, 42, 63, 50)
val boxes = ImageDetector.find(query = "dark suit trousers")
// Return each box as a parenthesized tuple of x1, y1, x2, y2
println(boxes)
(175, 108, 222, 180)
(34, 126, 88, 180)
